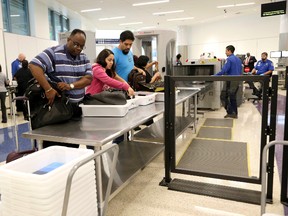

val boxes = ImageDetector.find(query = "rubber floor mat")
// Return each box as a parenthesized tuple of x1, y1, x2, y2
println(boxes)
(197, 127, 232, 140)
(203, 118, 233, 127)
(177, 138, 249, 177)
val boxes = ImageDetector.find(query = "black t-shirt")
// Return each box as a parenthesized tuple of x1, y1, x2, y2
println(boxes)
(14, 68, 33, 91)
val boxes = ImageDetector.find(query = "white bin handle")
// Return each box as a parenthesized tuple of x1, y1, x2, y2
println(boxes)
(62, 143, 119, 216)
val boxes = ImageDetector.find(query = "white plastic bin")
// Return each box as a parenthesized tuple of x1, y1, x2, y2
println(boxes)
(155, 90, 180, 102)
(80, 103, 130, 117)
(134, 92, 156, 105)
(127, 97, 139, 110)
(0, 146, 97, 216)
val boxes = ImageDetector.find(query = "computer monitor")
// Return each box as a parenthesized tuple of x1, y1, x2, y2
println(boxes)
(270, 51, 281, 58)
(281, 51, 288, 58)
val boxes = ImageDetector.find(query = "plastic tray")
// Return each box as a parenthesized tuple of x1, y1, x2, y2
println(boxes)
(155, 90, 180, 102)
(80, 103, 130, 117)
(134, 92, 156, 106)
(127, 97, 139, 110)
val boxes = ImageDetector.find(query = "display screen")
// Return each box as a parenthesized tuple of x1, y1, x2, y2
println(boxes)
(282, 51, 288, 58)
(270, 51, 281, 58)
(261, 1, 287, 17)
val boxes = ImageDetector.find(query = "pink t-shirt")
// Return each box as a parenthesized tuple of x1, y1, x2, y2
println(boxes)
(86, 64, 129, 95)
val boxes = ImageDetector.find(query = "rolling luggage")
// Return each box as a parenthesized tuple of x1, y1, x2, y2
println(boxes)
(6, 96, 37, 163)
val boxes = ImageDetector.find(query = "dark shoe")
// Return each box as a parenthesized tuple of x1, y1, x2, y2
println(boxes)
(1, 120, 7, 123)
(134, 126, 141, 131)
(252, 88, 259, 95)
(224, 114, 238, 119)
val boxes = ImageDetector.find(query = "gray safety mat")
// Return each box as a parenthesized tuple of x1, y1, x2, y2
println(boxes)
(168, 178, 260, 205)
(177, 138, 249, 177)
(197, 127, 232, 140)
(203, 118, 233, 127)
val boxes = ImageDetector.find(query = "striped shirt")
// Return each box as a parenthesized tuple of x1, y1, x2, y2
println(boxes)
(30, 44, 92, 103)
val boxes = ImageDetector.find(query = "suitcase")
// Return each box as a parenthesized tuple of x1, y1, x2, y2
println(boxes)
(6, 96, 37, 163)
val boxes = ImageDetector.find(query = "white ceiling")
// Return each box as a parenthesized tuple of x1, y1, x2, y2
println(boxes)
(44, 0, 271, 30)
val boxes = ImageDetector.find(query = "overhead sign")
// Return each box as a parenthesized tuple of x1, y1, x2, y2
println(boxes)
(96, 38, 119, 44)
(261, 1, 287, 17)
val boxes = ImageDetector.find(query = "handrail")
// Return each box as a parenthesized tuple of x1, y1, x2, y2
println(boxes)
(261, 140, 288, 215)
(61, 143, 119, 216)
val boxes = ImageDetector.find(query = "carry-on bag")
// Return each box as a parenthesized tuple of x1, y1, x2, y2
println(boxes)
(6, 96, 37, 163)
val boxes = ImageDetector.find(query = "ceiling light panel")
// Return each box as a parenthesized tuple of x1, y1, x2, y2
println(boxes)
(167, 17, 194, 21)
(119, 22, 143, 26)
(153, 10, 184, 15)
(80, 8, 101, 13)
(133, 0, 169, 7)
(235, 2, 255, 7)
(99, 16, 125, 21)
(217, 5, 235, 9)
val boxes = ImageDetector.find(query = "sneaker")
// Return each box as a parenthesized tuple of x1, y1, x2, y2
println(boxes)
(224, 114, 238, 119)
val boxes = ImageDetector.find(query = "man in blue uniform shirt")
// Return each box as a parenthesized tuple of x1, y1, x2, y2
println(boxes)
(247, 52, 274, 98)
(215, 45, 242, 119)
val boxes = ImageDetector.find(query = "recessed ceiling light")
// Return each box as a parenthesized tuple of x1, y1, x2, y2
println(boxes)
(217, 5, 234, 9)
(153, 10, 184, 15)
(167, 17, 194, 21)
(119, 22, 143, 26)
(217, 2, 255, 8)
(235, 2, 255, 7)
(133, 0, 169, 6)
(10, 14, 20, 17)
(99, 16, 125, 21)
(80, 8, 101, 13)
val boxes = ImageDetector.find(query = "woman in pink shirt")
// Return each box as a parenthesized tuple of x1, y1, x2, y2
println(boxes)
(86, 49, 134, 96)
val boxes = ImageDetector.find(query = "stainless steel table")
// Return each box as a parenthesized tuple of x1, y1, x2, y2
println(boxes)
(22, 90, 199, 215)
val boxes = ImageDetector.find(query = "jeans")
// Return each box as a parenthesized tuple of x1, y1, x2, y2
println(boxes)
(0, 92, 7, 122)
(220, 81, 239, 115)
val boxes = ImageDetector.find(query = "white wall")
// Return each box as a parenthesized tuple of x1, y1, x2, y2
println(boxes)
(186, 13, 280, 65)
(0, 0, 98, 79)
(4, 33, 58, 80)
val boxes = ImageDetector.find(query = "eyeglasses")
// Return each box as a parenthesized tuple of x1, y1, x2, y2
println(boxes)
(70, 39, 86, 50)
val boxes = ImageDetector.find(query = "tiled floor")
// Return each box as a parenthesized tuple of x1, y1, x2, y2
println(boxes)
(0, 89, 286, 215)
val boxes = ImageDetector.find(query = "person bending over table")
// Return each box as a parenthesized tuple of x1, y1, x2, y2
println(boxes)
(29, 28, 92, 148)
(86, 48, 134, 96)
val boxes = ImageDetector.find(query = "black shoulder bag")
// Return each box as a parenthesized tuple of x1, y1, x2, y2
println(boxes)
(24, 77, 73, 130)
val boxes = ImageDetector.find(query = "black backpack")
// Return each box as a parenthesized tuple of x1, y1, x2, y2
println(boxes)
(128, 69, 146, 91)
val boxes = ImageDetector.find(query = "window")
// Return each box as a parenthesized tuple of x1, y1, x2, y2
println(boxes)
(1, 0, 30, 35)
(48, 9, 70, 41)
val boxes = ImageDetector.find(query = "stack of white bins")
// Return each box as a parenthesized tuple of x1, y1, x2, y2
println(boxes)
(0, 146, 98, 216)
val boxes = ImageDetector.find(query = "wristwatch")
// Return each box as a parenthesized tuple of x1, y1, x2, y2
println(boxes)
(69, 83, 75, 90)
